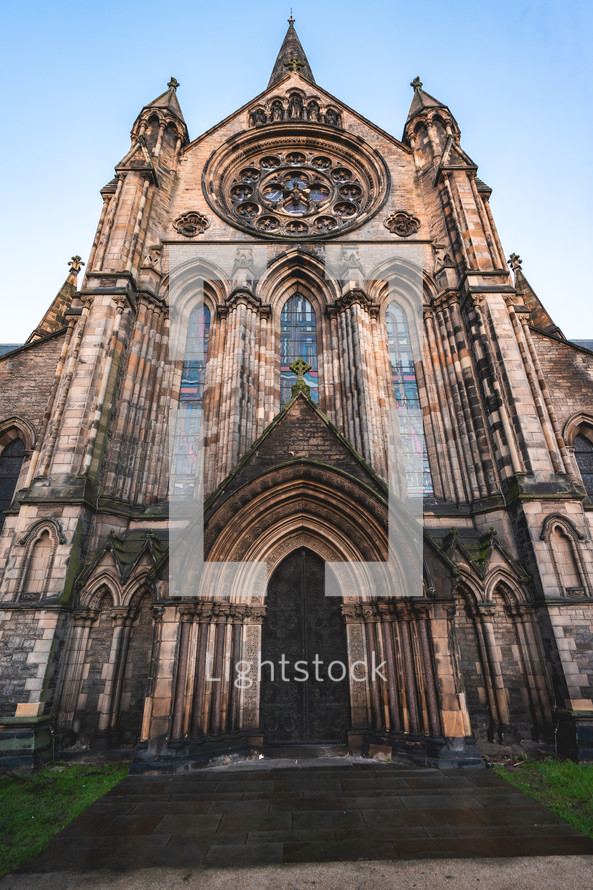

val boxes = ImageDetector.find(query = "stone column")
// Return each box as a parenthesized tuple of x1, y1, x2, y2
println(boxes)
(229, 605, 248, 732)
(361, 603, 384, 730)
(342, 603, 370, 731)
(209, 603, 229, 735)
(108, 610, 134, 732)
(415, 604, 442, 738)
(398, 604, 421, 735)
(171, 604, 195, 742)
(98, 609, 129, 734)
(190, 603, 213, 737)
(378, 602, 401, 733)
(243, 605, 265, 733)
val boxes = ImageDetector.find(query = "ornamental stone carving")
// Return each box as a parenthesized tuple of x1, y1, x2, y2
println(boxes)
(173, 211, 210, 237)
(249, 92, 342, 129)
(384, 210, 421, 237)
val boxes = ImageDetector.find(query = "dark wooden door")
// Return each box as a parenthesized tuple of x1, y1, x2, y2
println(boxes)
(261, 548, 350, 744)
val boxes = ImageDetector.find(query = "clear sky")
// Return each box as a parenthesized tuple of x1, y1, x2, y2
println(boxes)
(0, 0, 591, 342)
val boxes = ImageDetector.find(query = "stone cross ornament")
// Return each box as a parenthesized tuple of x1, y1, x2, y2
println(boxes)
(290, 358, 312, 397)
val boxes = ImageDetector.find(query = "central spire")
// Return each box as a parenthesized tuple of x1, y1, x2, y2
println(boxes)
(268, 17, 315, 88)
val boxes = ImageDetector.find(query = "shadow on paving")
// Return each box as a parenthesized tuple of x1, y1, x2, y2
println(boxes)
(13, 763, 593, 871)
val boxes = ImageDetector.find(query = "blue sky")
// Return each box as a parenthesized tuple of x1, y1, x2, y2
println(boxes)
(1, 0, 591, 341)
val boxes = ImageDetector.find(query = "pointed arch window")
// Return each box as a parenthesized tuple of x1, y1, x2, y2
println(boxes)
(280, 293, 319, 406)
(574, 433, 593, 498)
(0, 438, 25, 532)
(173, 304, 211, 497)
(386, 302, 433, 496)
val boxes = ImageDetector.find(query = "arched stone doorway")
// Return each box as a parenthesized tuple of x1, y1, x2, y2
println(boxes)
(261, 548, 350, 745)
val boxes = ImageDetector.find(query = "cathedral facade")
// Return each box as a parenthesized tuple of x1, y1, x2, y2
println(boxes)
(1, 21, 593, 769)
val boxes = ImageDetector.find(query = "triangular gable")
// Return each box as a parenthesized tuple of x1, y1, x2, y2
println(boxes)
(436, 527, 529, 583)
(206, 390, 387, 512)
(76, 529, 168, 587)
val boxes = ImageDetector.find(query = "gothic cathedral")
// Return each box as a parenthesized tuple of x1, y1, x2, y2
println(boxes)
(2, 21, 593, 769)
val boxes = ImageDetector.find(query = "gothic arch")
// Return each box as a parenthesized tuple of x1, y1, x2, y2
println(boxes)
(258, 250, 340, 312)
(18, 518, 65, 547)
(158, 256, 228, 309)
(122, 573, 154, 610)
(563, 414, 593, 497)
(260, 258, 335, 413)
(454, 574, 483, 606)
(484, 568, 529, 605)
(540, 513, 586, 543)
(16, 520, 64, 602)
(540, 514, 591, 597)
(79, 572, 122, 610)
(0, 416, 36, 453)
(199, 462, 395, 601)
(564, 412, 593, 446)
(0, 421, 32, 533)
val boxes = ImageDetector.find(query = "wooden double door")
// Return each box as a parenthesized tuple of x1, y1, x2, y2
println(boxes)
(261, 548, 350, 745)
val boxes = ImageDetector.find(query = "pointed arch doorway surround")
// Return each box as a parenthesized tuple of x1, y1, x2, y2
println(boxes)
(261, 548, 351, 745)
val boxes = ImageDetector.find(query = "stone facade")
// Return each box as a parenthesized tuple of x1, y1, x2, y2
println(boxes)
(1, 21, 593, 768)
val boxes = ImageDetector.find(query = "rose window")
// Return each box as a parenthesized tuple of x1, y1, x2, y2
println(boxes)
(202, 130, 388, 240)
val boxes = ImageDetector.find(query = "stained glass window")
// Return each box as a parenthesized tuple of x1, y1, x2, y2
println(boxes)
(575, 433, 593, 498)
(280, 294, 319, 405)
(386, 302, 433, 497)
(0, 438, 25, 532)
(173, 304, 210, 497)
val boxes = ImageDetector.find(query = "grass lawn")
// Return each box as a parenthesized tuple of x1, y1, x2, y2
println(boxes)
(0, 761, 129, 877)
(493, 758, 593, 838)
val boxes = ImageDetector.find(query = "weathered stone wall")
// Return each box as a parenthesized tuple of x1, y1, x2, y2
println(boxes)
(0, 607, 65, 716)
(0, 333, 64, 433)
(531, 334, 593, 433)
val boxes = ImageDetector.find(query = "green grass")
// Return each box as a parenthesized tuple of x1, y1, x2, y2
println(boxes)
(0, 761, 129, 877)
(493, 758, 593, 838)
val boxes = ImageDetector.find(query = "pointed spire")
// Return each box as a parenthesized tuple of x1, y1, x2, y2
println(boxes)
(406, 76, 448, 123)
(509, 254, 564, 338)
(27, 256, 84, 342)
(268, 16, 315, 87)
(144, 76, 186, 124)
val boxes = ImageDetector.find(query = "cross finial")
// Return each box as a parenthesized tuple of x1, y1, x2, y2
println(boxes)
(288, 9, 295, 24)
(290, 358, 312, 397)
(508, 253, 522, 272)
(284, 56, 305, 72)
(68, 255, 84, 276)
(411, 76, 423, 90)
(168, 77, 179, 91)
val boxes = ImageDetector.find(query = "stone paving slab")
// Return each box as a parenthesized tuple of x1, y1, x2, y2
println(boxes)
(8, 762, 593, 875)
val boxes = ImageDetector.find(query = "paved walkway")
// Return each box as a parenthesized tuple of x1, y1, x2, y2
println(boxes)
(7, 761, 593, 875)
